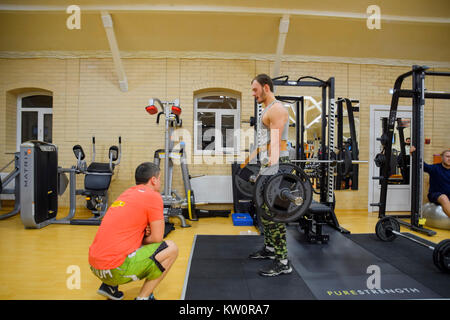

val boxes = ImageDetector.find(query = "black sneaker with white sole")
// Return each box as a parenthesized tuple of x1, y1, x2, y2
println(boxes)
(259, 260, 292, 277)
(248, 247, 276, 260)
(97, 283, 124, 300)
(134, 293, 157, 301)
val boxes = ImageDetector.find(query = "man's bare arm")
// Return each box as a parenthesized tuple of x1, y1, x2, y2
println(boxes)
(142, 219, 165, 244)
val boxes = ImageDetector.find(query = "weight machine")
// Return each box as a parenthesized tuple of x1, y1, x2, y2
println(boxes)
(372, 65, 450, 236)
(270, 76, 338, 207)
(20, 138, 122, 228)
(271, 76, 351, 239)
(335, 98, 360, 190)
(0, 153, 20, 220)
(145, 98, 193, 228)
(63, 136, 122, 225)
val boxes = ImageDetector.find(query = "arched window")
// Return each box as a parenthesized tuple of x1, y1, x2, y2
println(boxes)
(16, 91, 53, 151)
(194, 90, 240, 155)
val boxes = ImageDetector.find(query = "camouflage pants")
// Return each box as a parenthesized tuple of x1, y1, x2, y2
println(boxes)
(260, 156, 290, 260)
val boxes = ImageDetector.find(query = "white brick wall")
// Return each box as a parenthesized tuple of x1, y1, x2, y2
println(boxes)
(1, 58, 448, 210)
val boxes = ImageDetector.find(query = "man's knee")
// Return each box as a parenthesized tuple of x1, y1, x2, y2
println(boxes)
(165, 240, 179, 258)
(155, 240, 178, 261)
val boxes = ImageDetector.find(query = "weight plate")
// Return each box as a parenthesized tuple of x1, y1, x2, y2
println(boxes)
(254, 174, 271, 215)
(254, 163, 313, 223)
(254, 163, 300, 209)
(375, 217, 400, 242)
(263, 173, 312, 223)
(433, 239, 450, 273)
(234, 164, 260, 198)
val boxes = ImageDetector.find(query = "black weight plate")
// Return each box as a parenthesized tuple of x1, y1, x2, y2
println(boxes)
(432, 239, 443, 270)
(235, 164, 260, 198)
(263, 173, 312, 223)
(275, 163, 313, 204)
(433, 239, 450, 273)
(254, 163, 313, 222)
(375, 217, 400, 242)
(343, 148, 353, 176)
(254, 174, 270, 208)
(254, 163, 299, 209)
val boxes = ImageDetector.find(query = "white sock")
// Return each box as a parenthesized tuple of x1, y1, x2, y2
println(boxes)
(265, 246, 275, 252)
(279, 259, 288, 265)
(136, 296, 149, 300)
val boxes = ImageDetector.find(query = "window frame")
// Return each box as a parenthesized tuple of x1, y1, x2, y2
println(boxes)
(16, 91, 53, 151)
(193, 91, 241, 156)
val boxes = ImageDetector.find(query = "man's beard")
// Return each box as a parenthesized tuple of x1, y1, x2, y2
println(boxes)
(258, 90, 266, 104)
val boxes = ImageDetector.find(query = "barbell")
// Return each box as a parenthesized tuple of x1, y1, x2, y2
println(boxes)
(236, 163, 313, 223)
(375, 217, 450, 273)
(291, 159, 368, 164)
(234, 149, 368, 222)
(235, 156, 368, 199)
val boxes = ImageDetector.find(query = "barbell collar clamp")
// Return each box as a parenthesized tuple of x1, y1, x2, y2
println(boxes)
(280, 189, 303, 206)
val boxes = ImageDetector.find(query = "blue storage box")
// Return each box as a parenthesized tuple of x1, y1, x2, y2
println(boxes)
(232, 213, 253, 226)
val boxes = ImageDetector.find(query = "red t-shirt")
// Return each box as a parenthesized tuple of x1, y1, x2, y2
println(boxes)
(89, 184, 164, 269)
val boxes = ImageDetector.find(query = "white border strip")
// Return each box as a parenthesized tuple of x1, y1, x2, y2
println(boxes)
(180, 234, 197, 300)
(0, 4, 449, 24)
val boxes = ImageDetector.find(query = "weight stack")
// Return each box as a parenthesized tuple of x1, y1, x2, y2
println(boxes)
(20, 141, 58, 229)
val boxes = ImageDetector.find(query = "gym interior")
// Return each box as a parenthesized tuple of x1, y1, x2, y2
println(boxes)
(0, 0, 449, 302)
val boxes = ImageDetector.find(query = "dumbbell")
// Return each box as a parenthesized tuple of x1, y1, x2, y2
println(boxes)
(375, 217, 450, 273)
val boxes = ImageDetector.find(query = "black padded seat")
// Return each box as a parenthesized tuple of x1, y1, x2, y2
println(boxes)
(307, 200, 332, 214)
(85, 162, 113, 191)
(86, 162, 113, 173)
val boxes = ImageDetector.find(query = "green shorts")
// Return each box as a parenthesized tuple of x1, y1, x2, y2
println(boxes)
(90, 241, 167, 286)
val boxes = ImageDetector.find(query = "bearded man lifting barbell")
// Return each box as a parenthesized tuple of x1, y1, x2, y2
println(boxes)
(248, 74, 293, 277)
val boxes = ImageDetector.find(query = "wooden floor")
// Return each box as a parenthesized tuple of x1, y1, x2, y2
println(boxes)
(0, 205, 449, 300)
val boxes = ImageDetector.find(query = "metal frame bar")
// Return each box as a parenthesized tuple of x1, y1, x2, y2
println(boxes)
(269, 75, 349, 235)
(375, 65, 450, 236)
(272, 75, 333, 204)
(274, 95, 305, 162)
(0, 153, 21, 220)
(395, 89, 450, 100)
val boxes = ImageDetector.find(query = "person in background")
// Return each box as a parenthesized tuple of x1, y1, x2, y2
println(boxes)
(410, 147, 450, 218)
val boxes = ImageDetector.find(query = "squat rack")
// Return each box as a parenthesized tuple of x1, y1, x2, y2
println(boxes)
(250, 75, 352, 236)
(268, 75, 336, 206)
(372, 65, 450, 236)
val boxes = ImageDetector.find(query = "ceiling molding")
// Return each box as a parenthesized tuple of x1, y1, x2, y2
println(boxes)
(1, 50, 449, 68)
(101, 11, 128, 92)
(1, 4, 449, 24)
(273, 15, 290, 78)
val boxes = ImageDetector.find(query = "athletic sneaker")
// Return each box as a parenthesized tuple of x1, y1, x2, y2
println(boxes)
(248, 247, 276, 260)
(97, 283, 124, 300)
(259, 260, 292, 277)
(135, 293, 157, 301)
